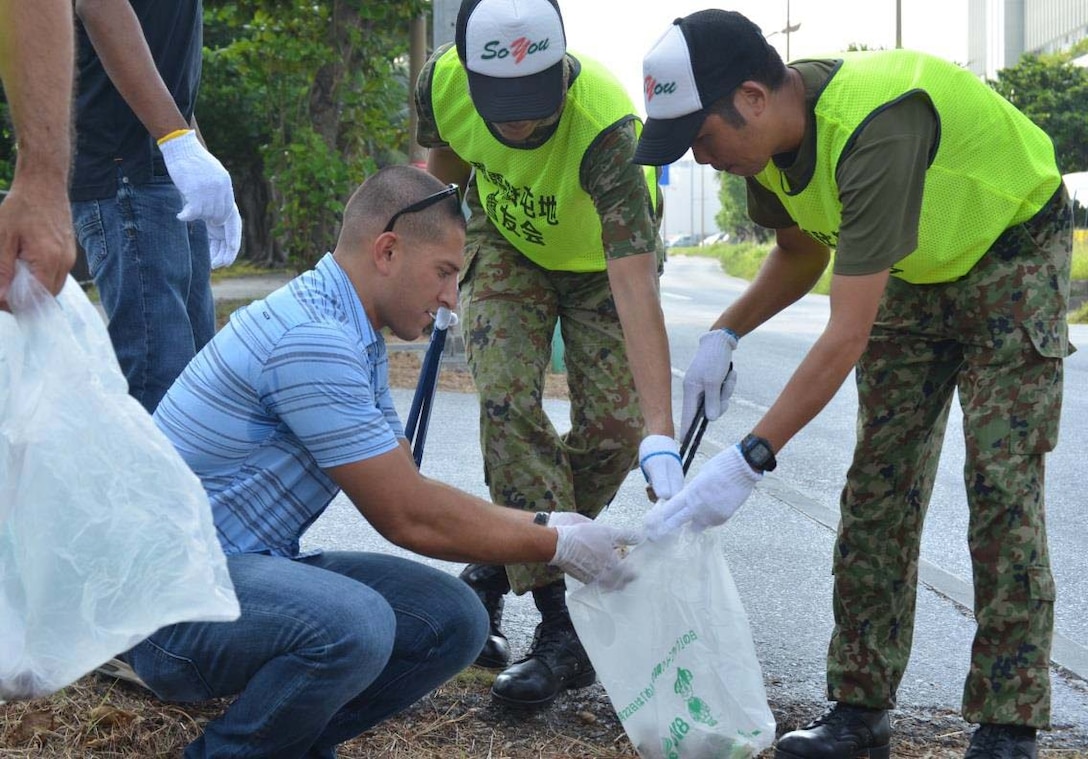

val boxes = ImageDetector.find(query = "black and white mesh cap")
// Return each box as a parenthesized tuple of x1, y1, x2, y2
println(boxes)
(634, 10, 771, 165)
(455, 0, 567, 123)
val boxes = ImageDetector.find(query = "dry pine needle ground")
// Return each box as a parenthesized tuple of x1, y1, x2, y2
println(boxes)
(4, 344, 1087, 757)
(4, 667, 1087, 758)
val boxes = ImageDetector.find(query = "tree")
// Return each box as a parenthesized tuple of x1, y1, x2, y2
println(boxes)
(0, 2, 427, 268)
(990, 53, 1088, 175)
(714, 172, 771, 243)
(200, 0, 428, 270)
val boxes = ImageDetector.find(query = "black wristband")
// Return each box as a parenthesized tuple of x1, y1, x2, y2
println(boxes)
(533, 511, 550, 526)
(740, 434, 777, 472)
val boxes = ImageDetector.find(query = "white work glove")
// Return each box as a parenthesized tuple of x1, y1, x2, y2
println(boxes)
(546, 511, 587, 528)
(639, 434, 684, 501)
(644, 443, 761, 541)
(159, 130, 242, 269)
(206, 205, 242, 269)
(681, 328, 738, 440)
(547, 512, 644, 589)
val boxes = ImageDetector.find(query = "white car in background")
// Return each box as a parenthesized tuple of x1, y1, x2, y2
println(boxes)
(700, 232, 731, 246)
(665, 233, 701, 249)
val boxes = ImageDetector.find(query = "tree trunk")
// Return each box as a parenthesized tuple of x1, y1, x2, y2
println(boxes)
(301, 2, 364, 261)
(236, 161, 284, 268)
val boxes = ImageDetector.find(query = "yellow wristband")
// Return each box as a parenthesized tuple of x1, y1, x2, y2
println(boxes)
(156, 129, 193, 146)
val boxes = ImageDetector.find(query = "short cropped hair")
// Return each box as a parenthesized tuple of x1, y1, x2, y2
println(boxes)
(709, 46, 789, 128)
(339, 165, 465, 247)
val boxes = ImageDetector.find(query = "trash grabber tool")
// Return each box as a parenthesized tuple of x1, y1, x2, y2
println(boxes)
(645, 364, 725, 502)
(405, 307, 456, 467)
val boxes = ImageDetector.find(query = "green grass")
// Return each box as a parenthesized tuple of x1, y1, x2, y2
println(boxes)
(215, 297, 253, 330)
(675, 241, 835, 295)
(671, 241, 773, 281)
(674, 237, 1088, 320)
(81, 281, 100, 303)
(1072, 236, 1088, 324)
(209, 261, 294, 283)
(1073, 235, 1088, 280)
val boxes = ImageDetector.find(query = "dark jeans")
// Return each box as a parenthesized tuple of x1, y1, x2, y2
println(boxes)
(126, 551, 488, 758)
(72, 171, 215, 413)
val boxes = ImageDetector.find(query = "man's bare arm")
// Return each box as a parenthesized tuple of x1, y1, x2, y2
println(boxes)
(0, 0, 76, 302)
(608, 252, 674, 437)
(74, 0, 189, 139)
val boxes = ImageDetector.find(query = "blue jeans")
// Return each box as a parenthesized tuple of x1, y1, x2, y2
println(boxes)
(125, 552, 488, 758)
(72, 171, 215, 413)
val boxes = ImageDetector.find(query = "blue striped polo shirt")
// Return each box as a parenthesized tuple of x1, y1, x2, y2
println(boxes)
(153, 253, 404, 557)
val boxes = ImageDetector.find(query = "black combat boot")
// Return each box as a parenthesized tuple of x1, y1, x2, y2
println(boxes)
(775, 703, 891, 759)
(490, 579, 596, 709)
(964, 724, 1037, 759)
(458, 563, 511, 669)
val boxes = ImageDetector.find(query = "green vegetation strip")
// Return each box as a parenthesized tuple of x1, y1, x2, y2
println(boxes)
(674, 239, 1088, 323)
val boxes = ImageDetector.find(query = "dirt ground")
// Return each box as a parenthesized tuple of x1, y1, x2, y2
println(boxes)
(386, 345, 480, 395)
(384, 343, 570, 400)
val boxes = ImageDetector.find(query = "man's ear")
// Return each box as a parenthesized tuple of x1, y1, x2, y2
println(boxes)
(736, 81, 770, 119)
(372, 231, 397, 274)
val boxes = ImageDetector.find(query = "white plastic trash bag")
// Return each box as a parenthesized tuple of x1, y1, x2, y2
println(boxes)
(0, 264, 240, 700)
(568, 527, 776, 759)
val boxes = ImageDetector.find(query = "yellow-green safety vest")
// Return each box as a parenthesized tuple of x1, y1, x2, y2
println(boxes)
(754, 51, 1060, 284)
(432, 48, 658, 272)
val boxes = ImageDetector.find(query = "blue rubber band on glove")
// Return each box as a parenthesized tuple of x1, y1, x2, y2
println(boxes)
(640, 450, 683, 481)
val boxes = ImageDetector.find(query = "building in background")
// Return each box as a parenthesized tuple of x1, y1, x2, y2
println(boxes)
(433, 0, 456, 47)
(968, 0, 1088, 78)
(658, 161, 724, 244)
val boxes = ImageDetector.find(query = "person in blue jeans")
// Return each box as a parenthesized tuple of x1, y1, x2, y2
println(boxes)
(70, 0, 242, 413)
(128, 165, 641, 758)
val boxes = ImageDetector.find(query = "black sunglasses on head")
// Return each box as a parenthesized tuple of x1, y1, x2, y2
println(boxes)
(383, 183, 461, 234)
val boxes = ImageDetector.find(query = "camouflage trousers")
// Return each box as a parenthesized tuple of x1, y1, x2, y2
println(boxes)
(827, 186, 1074, 728)
(459, 231, 644, 595)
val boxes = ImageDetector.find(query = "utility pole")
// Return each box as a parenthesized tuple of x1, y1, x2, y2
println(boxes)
(700, 166, 706, 240)
(786, 0, 792, 60)
(688, 161, 694, 238)
(433, 0, 458, 47)
(896, 0, 902, 48)
(408, 14, 428, 166)
(767, 0, 801, 61)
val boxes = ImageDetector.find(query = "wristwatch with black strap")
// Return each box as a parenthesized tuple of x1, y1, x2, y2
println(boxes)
(739, 433, 777, 472)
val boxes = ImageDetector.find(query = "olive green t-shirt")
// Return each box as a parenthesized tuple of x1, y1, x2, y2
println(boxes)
(746, 60, 939, 275)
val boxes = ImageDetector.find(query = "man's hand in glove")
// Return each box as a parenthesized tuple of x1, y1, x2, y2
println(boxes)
(158, 129, 242, 268)
(681, 328, 738, 439)
(644, 443, 761, 541)
(205, 207, 242, 269)
(547, 513, 643, 589)
(639, 434, 684, 501)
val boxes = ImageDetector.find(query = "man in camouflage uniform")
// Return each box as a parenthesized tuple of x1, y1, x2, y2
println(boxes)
(633, 10, 1072, 759)
(414, 0, 675, 710)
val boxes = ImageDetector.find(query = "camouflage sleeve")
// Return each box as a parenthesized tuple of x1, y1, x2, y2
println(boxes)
(414, 43, 454, 149)
(581, 118, 664, 262)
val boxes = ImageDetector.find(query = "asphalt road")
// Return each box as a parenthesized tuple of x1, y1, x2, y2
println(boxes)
(301, 255, 1088, 742)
